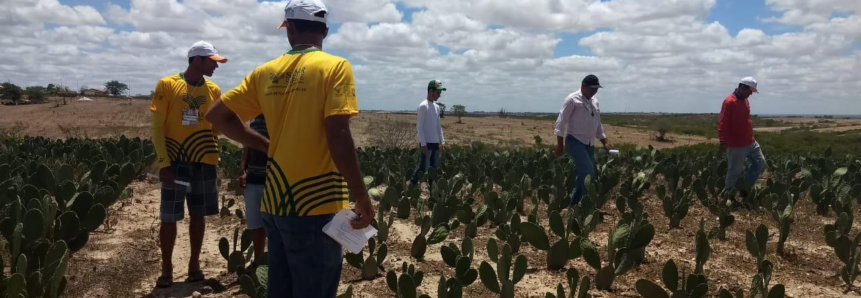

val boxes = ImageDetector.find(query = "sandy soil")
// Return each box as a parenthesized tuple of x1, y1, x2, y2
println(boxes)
(0, 98, 152, 139)
(62, 180, 244, 298)
(0, 99, 715, 149)
(812, 125, 861, 133)
(61, 178, 860, 298)
(333, 187, 860, 298)
(4, 99, 858, 298)
(765, 117, 861, 126)
(351, 113, 716, 150)
(754, 118, 861, 133)
(753, 127, 795, 132)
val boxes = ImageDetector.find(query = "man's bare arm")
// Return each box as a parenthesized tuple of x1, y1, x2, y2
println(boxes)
(204, 100, 269, 153)
(325, 115, 374, 229)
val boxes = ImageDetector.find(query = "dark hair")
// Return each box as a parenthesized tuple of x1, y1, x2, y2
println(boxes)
(188, 56, 197, 65)
(288, 11, 328, 34)
(738, 83, 749, 90)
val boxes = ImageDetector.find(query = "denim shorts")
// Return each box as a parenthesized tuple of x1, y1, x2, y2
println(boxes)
(263, 213, 342, 298)
(243, 184, 265, 230)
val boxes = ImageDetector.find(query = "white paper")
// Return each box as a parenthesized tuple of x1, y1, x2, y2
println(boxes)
(146, 173, 191, 188)
(598, 149, 620, 155)
(323, 209, 377, 254)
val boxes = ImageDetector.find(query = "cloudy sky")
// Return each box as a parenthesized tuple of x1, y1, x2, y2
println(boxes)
(1, 0, 859, 114)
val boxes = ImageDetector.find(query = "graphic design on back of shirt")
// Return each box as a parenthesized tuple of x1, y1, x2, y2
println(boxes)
(219, 50, 357, 216)
(266, 67, 308, 97)
(262, 158, 348, 216)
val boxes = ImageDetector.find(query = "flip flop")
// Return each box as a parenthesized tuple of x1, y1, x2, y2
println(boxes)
(185, 270, 205, 283)
(156, 275, 173, 288)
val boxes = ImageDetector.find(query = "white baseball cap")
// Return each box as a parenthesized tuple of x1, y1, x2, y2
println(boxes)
(277, 0, 328, 29)
(740, 77, 758, 93)
(187, 41, 227, 63)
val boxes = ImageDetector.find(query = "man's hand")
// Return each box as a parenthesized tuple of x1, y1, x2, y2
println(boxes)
(602, 143, 611, 153)
(237, 171, 247, 190)
(719, 143, 727, 153)
(351, 192, 374, 229)
(440, 144, 446, 152)
(159, 167, 176, 185)
(421, 146, 428, 155)
(554, 144, 564, 157)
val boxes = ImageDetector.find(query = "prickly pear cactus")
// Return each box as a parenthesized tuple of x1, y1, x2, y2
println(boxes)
(479, 243, 527, 298)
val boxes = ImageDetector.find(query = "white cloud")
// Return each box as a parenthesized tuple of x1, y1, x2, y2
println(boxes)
(128, 0, 209, 33)
(325, 0, 403, 23)
(400, 0, 716, 33)
(764, 0, 860, 25)
(104, 3, 131, 25)
(0, 0, 858, 115)
(0, 0, 105, 26)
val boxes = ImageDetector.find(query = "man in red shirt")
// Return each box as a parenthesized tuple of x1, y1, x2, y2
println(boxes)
(718, 77, 766, 193)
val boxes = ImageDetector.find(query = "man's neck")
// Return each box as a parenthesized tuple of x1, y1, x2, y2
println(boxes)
(426, 98, 435, 103)
(183, 68, 204, 85)
(734, 89, 747, 100)
(578, 90, 592, 100)
(289, 40, 323, 51)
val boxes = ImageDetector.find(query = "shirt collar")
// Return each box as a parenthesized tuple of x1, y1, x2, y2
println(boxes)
(575, 89, 594, 102)
(733, 90, 746, 101)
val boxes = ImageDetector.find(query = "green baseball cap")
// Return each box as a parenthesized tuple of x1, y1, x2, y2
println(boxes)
(428, 80, 447, 91)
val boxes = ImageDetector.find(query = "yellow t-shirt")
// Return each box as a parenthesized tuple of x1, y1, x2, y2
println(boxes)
(221, 49, 358, 217)
(150, 73, 221, 167)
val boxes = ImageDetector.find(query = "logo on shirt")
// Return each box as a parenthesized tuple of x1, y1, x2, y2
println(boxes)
(265, 67, 309, 96)
(268, 67, 306, 87)
(333, 84, 355, 98)
(183, 94, 207, 111)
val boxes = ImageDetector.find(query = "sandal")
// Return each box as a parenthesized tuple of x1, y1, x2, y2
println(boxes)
(156, 275, 174, 288)
(185, 269, 205, 283)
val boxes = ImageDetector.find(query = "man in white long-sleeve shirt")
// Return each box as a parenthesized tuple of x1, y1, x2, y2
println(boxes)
(410, 80, 447, 185)
(554, 74, 611, 206)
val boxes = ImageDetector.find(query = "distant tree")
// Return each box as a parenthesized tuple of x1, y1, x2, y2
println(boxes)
(46, 83, 57, 95)
(437, 102, 446, 118)
(452, 104, 467, 123)
(25, 86, 47, 103)
(498, 108, 508, 118)
(652, 119, 673, 142)
(79, 85, 88, 95)
(1, 82, 23, 105)
(104, 80, 129, 97)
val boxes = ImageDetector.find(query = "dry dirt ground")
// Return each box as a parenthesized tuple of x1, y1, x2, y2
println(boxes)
(0, 98, 714, 149)
(2, 99, 858, 298)
(754, 118, 861, 133)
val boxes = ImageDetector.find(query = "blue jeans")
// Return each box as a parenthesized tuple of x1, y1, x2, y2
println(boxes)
(262, 213, 342, 298)
(410, 143, 441, 184)
(566, 136, 595, 206)
(725, 141, 767, 189)
(244, 184, 264, 230)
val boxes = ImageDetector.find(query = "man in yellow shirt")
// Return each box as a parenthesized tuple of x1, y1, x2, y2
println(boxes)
(150, 40, 226, 288)
(205, 1, 373, 297)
